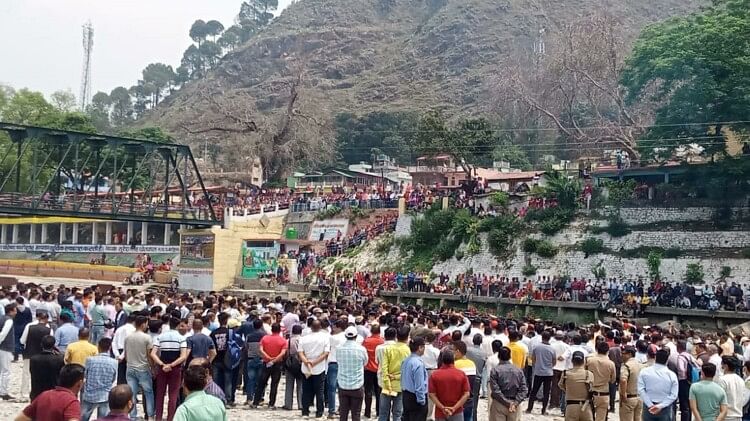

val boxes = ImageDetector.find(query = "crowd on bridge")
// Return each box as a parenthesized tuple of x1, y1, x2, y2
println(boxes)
(3, 280, 750, 421)
(316, 271, 750, 314)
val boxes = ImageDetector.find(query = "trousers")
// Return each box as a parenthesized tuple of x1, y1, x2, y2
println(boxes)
(302, 373, 326, 417)
(565, 402, 594, 421)
(339, 387, 364, 421)
(253, 362, 283, 407)
(678, 380, 691, 421)
(284, 369, 303, 410)
(0, 350, 11, 396)
(403, 390, 427, 421)
(154, 365, 182, 421)
(364, 370, 381, 418)
(620, 398, 643, 421)
(527, 375, 553, 413)
(81, 400, 109, 421)
(378, 392, 404, 421)
(594, 395, 610, 421)
(551, 370, 564, 409)
(489, 399, 520, 421)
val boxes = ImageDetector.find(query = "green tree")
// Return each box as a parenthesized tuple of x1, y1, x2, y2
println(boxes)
(189, 20, 209, 47)
(2, 88, 55, 124)
(218, 25, 245, 51)
(622, 0, 750, 160)
(180, 45, 205, 80)
(49, 90, 77, 112)
(199, 41, 223, 67)
(141, 63, 176, 106)
(119, 127, 173, 143)
(109, 87, 133, 127)
(204, 20, 225, 41)
(238, 0, 278, 35)
(334, 111, 417, 164)
(542, 169, 581, 210)
(0, 85, 14, 117)
(87, 91, 112, 132)
(685, 263, 705, 284)
(647, 251, 662, 281)
(491, 142, 532, 170)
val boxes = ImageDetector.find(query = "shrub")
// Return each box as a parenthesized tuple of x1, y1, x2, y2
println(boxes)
(454, 250, 465, 261)
(685, 263, 705, 284)
(720, 266, 732, 278)
(663, 247, 682, 258)
(743, 248, 750, 259)
(580, 238, 605, 255)
(606, 216, 631, 237)
(647, 251, 662, 281)
(540, 217, 567, 235)
(603, 179, 637, 207)
(522, 264, 538, 277)
(592, 263, 607, 281)
(535, 240, 558, 258)
(490, 191, 510, 208)
(713, 206, 733, 230)
(488, 229, 513, 258)
(523, 238, 539, 253)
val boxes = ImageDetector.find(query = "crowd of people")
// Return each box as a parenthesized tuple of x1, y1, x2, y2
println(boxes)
(315, 271, 750, 314)
(323, 215, 399, 258)
(1, 281, 750, 421)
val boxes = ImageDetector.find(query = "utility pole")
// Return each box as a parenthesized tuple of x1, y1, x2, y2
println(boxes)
(79, 21, 94, 111)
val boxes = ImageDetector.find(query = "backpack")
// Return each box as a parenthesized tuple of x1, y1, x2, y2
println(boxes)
(284, 337, 302, 375)
(680, 354, 700, 383)
(223, 329, 242, 369)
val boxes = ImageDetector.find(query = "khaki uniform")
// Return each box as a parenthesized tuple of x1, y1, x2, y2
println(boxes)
(619, 359, 642, 421)
(586, 354, 616, 421)
(559, 367, 594, 421)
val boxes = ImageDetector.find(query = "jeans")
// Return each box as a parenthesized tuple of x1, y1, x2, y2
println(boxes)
(90, 325, 105, 346)
(339, 387, 364, 421)
(126, 367, 154, 420)
(327, 362, 339, 415)
(0, 349, 11, 396)
(364, 370, 381, 418)
(436, 415, 463, 421)
(284, 369, 303, 410)
(642, 404, 673, 421)
(403, 390, 427, 421)
(213, 362, 235, 404)
(81, 400, 109, 421)
(253, 362, 283, 407)
(155, 365, 182, 421)
(526, 375, 552, 413)
(245, 358, 263, 403)
(378, 392, 403, 421)
(302, 373, 326, 417)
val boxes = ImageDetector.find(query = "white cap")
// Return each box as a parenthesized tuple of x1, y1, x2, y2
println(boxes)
(344, 326, 358, 339)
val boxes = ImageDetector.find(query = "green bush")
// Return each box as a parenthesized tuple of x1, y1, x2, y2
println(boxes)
(606, 217, 631, 237)
(647, 251, 662, 281)
(488, 229, 513, 258)
(535, 240, 558, 258)
(526, 207, 574, 235)
(580, 238, 605, 255)
(522, 264, 538, 277)
(523, 238, 539, 253)
(720, 266, 732, 278)
(603, 179, 637, 207)
(592, 263, 607, 281)
(454, 250, 465, 261)
(490, 191, 510, 208)
(743, 248, 750, 259)
(685, 263, 705, 284)
(540, 217, 567, 235)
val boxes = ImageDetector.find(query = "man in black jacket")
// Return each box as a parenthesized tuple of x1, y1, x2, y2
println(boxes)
(20, 310, 52, 400)
(29, 335, 64, 401)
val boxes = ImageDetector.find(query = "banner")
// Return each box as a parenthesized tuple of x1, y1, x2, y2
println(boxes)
(0, 244, 178, 254)
(308, 219, 349, 241)
(179, 234, 215, 291)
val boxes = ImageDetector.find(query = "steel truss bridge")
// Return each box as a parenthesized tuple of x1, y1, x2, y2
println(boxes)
(0, 123, 218, 225)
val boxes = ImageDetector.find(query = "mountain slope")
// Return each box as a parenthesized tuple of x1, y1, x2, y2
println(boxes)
(145, 0, 706, 159)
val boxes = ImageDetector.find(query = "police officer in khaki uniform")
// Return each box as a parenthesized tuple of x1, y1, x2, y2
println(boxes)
(619, 346, 642, 421)
(559, 351, 594, 421)
(586, 341, 616, 421)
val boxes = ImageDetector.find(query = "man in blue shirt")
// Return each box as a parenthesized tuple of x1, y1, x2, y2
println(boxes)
(81, 337, 118, 421)
(401, 337, 428, 421)
(638, 349, 679, 421)
(54, 312, 79, 354)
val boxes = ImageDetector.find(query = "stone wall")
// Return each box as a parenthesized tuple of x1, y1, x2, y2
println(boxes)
(596, 231, 750, 250)
(394, 214, 413, 238)
(617, 207, 746, 225)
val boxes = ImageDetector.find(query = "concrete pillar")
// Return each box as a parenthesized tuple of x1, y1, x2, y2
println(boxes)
(40, 224, 48, 244)
(29, 224, 37, 244)
(164, 224, 171, 246)
(141, 222, 148, 245)
(72, 223, 79, 244)
(12, 224, 19, 244)
(524, 305, 530, 317)
(0, 225, 7, 244)
(91, 222, 99, 245)
(558, 306, 563, 317)
(105, 222, 112, 245)
(126, 222, 134, 245)
(60, 223, 66, 243)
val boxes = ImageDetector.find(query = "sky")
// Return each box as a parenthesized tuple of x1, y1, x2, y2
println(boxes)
(0, 0, 293, 100)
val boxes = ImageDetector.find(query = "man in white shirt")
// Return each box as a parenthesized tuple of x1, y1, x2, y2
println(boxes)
(327, 319, 347, 417)
(550, 332, 570, 411)
(717, 356, 750, 421)
(298, 320, 331, 418)
(112, 313, 136, 384)
(565, 335, 590, 370)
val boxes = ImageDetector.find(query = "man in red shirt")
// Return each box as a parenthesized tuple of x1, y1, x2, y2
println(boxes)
(429, 349, 471, 421)
(252, 323, 288, 409)
(16, 363, 84, 421)
(362, 323, 384, 419)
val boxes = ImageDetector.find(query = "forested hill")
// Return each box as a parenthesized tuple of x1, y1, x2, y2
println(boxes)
(143, 0, 706, 175)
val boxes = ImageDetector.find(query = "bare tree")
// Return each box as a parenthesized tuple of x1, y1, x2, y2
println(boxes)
(179, 58, 334, 182)
(493, 13, 654, 162)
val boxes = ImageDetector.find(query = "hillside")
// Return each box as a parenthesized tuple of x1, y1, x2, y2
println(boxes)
(144, 0, 706, 163)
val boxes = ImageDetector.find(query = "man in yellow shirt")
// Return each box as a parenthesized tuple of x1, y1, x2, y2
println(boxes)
(453, 341, 478, 421)
(64, 327, 98, 366)
(507, 331, 528, 370)
(380, 326, 411, 421)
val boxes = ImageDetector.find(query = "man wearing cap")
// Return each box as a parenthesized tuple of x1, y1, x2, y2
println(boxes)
(336, 326, 368, 421)
(559, 351, 594, 421)
(587, 341, 616, 421)
(620, 347, 642, 421)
